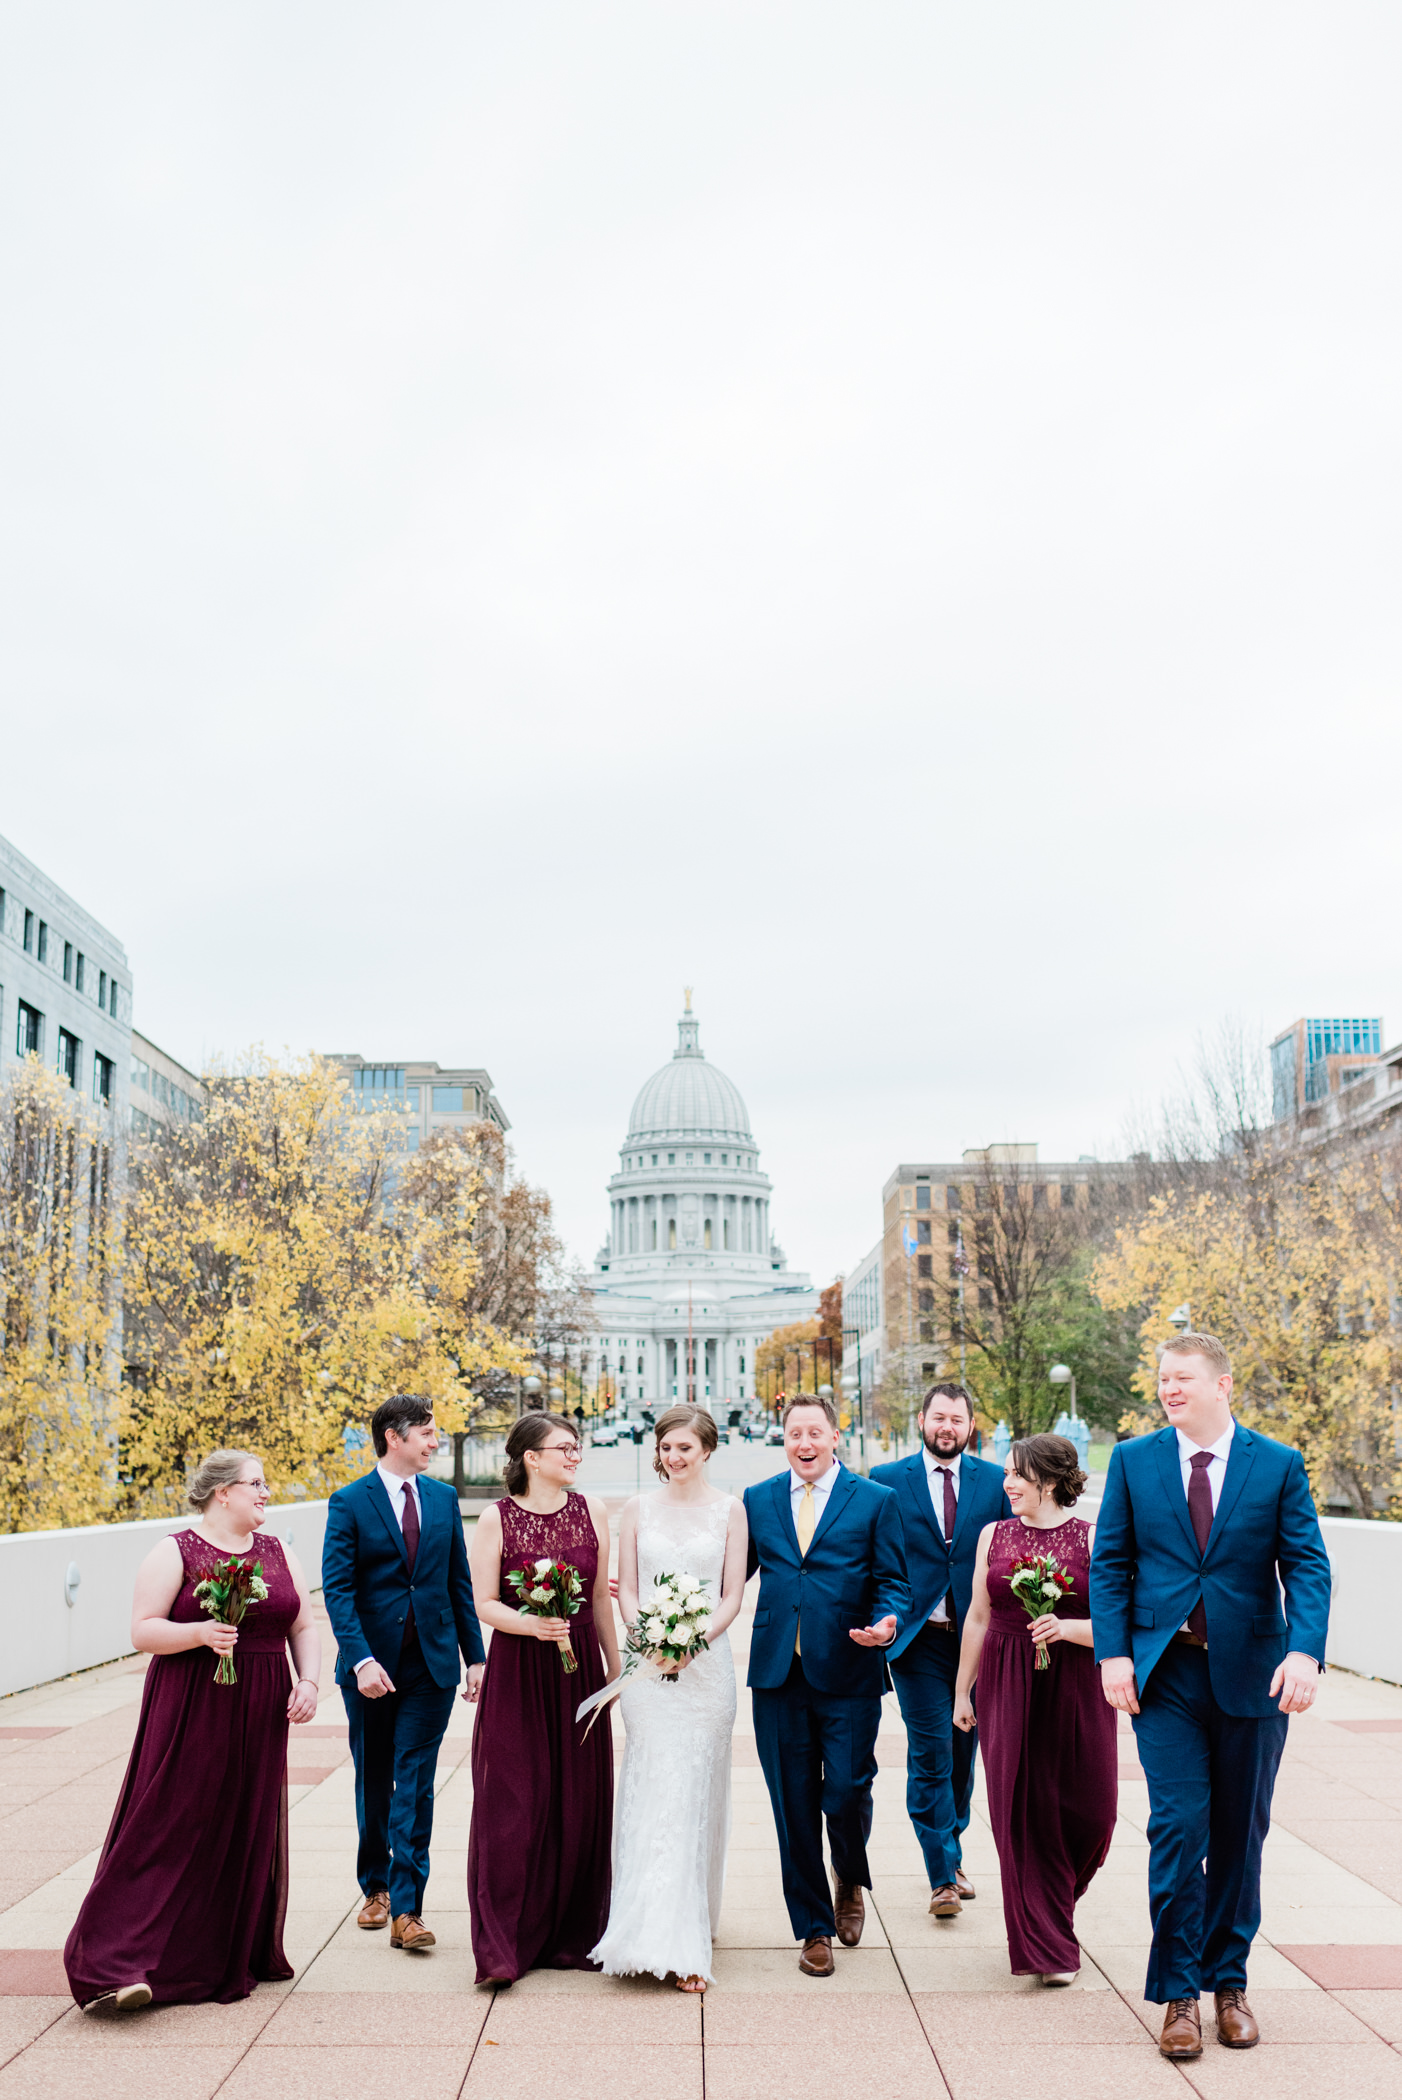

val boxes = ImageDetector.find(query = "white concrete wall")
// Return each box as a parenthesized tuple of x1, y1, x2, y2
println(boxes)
(0, 1501, 328, 1701)
(1, 1500, 1398, 1702)
(1320, 1515, 1402, 1683)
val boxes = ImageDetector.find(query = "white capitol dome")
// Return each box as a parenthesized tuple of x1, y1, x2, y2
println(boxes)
(626, 1013, 754, 1146)
(590, 999, 816, 1416)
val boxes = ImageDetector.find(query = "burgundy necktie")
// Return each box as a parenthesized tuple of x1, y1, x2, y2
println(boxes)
(1186, 1450, 1213, 1641)
(937, 1465, 957, 1541)
(937, 1466, 957, 1621)
(401, 1482, 420, 1643)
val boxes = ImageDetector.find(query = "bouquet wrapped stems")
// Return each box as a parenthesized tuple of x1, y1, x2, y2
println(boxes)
(575, 1570, 715, 1737)
(193, 1558, 269, 1685)
(507, 1558, 585, 1672)
(1007, 1553, 1076, 1671)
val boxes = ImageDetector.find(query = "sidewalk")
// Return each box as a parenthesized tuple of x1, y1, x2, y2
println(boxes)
(1, 1566, 1402, 2096)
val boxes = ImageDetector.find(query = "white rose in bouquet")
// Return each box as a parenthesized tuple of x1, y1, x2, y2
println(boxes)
(534, 1557, 555, 1576)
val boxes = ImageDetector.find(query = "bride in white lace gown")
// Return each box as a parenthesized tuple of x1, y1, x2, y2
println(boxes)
(591, 1406, 749, 1991)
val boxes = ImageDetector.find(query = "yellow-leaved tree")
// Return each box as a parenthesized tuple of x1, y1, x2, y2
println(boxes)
(1094, 1145, 1402, 1517)
(121, 1057, 575, 1514)
(120, 1054, 441, 1509)
(0, 1057, 123, 1529)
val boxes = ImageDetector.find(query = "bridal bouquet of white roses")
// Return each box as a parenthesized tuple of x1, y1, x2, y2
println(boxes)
(627, 1571, 715, 1683)
(575, 1569, 715, 1735)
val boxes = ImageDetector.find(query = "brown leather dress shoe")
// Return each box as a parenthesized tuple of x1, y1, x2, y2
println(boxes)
(929, 1884, 962, 1918)
(357, 1889, 391, 1930)
(955, 1868, 976, 1901)
(1159, 1998, 1204, 2058)
(1214, 1988, 1260, 2048)
(799, 1934, 835, 1977)
(833, 1879, 865, 1947)
(391, 1914, 437, 1950)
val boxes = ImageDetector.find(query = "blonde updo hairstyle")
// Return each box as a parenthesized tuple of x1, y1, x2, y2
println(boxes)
(187, 1450, 260, 1514)
(652, 1404, 719, 1480)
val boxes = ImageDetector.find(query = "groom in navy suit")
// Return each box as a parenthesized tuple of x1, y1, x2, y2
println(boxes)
(1091, 1334, 1331, 2059)
(745, 1394, 910, 1977)
(872, 1383, 1011, 1915)
(322, 1395, 485, 1951)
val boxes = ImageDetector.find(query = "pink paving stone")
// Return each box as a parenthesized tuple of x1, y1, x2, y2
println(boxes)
(1276, 1947, 1402, 1989)
(0, 1953, 68, 1996)
(289, 1727, 348, 1740)
(0, 1730, 67, 1742)
(1334, 1722, 1402, 1735)
(287, 1768, 339, 1785)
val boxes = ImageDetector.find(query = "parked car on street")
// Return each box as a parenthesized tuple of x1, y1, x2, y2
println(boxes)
(764, 1423, 785, 1446)
(590, 1423, 620, 1447)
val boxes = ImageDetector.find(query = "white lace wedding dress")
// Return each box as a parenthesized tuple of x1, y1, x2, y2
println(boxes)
(591, 1493, 736, 1983)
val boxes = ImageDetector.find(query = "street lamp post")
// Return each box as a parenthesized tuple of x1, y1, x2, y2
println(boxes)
(1049, 1362, 1089, 1470)
(1049, 1362, 1078, 1422)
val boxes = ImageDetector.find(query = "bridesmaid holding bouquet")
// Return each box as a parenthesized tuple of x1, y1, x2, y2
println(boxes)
(467, 1412, 619, 1985)
(955, 1434, 1117, 1985)
(65, 1451, 321, 2013)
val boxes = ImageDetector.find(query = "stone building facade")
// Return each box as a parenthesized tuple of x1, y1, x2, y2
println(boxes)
(589, 1000, 817, 1414)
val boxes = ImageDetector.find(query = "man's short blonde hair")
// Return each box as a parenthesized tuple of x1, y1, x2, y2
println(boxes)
(1162, 1330, 1232, 1377)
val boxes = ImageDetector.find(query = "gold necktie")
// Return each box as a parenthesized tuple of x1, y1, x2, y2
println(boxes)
(794, 1483, 816, 1655)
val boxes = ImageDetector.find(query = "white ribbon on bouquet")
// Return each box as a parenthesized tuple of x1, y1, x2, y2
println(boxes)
(575, 1654, 676, 1737)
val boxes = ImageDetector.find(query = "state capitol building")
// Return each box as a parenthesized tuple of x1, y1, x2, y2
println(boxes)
(590, 999, 818, 1413)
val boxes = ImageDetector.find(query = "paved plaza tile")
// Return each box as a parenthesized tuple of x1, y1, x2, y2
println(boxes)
(0, 1554, 1400, 2096)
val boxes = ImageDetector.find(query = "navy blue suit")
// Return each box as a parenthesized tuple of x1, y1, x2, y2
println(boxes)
(322, 1469, 485, 1917)
(871, 1450, 1012, 1890)
(744, 1466, 910, 1940)
(1090, 1424, 1331, 2000)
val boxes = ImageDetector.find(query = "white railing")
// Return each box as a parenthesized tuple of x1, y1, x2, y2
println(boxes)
(1318, 1516, 1402, 1683)
(0, 1501, 1395, 1702)
(0, 1501, 328, 1702)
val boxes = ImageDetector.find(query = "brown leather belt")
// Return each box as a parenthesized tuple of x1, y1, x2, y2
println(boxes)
(1173, 1630, 1208, 1649)
(925, 1619, 957, 1635)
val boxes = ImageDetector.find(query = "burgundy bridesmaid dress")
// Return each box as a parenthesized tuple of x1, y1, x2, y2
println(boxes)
(64, 1530, 299, 2006)
(977, 1514, 1118, 1976)
(467, 1491, 614, 1982)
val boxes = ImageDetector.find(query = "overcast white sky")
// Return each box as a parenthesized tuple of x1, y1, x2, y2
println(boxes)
(3, 3, 1400, 1287)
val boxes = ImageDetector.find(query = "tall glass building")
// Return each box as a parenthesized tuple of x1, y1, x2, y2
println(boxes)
(1270, 1017, 1383, 1120)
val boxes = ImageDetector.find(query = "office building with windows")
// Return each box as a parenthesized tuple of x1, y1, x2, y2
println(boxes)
(130, 1032, 204, 1139)
(1270, 1016, 1384, 1121)
(589, 999, 817, 1414)
(0, 830, 130, 1124)
(842, 1239, 884, 1408)
(848, 1146, 1129, 1400)
(328, 1056, 510, 1149)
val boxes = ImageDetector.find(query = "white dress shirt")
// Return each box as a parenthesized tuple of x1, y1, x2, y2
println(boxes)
(924, 1447, 960, 1623)
(354, 1465, 424, 1674)
(376, 1461, 423, 1533)
(1176, 1423, 1234, 1513)
(789, 1458, 841, 1528)
(1177, 1422, 1233, 1635)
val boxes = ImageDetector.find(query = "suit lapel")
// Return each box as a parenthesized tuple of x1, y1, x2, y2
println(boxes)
(809, 1466, 857, 1554)
(1202, 1425, 1256, 1564)
(774, 1471, 801, 1560)
(902, 1453, 946, 1554)
(1152, 1428, 1200, 1558)
(367, 1469, 409, 1568)
(949, 1454, 983, 1552)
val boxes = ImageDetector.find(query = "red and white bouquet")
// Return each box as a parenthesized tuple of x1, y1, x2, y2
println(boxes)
(507, 1556, 585, 1672)
(194, 1557, 269, 1685)
(1008, 1552, 1076, 1670)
